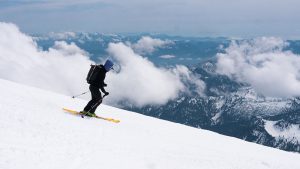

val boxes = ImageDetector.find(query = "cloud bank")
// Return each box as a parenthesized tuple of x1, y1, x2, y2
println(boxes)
(216, 37, 300, 98)
(159, 55, 176, 59)
(0, 22, 204, 107)
(48, 31, 77, 40)
(0, 22, 92, 95)
(130, 36, 173, 54)
(105, 42, 204, 107)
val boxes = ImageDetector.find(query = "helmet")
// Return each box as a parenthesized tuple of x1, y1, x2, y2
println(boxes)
(104, 59, 114, 71)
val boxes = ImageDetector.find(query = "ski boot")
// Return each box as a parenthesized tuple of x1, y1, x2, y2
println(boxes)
(80, 111, 95, 117)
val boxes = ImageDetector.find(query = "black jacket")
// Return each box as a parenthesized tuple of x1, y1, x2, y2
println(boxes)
(89, 65, 107, 93)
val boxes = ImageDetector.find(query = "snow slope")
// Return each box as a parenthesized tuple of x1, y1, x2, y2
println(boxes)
(0, 79, 300, 169)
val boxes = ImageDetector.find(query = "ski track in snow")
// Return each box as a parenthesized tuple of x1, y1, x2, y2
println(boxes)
(0, 79, 300, 169)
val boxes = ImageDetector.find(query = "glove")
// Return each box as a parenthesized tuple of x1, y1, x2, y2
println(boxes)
(104, 92, 109, 96)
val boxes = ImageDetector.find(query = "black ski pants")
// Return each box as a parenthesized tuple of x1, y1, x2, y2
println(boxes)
(84, 85, 102, 113)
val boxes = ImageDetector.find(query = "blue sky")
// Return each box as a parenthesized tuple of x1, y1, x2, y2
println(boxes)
(0, 0, 300, 38)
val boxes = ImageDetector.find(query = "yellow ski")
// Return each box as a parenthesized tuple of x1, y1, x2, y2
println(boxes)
(62, 108, 120, 123)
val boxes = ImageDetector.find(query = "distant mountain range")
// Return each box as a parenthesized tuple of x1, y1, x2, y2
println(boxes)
(126, 60, 300, 152)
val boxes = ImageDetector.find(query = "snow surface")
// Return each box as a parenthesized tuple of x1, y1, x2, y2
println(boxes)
(1, 79, 300, 169)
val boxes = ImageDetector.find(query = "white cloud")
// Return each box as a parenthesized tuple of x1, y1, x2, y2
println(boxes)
(131, 36, 173, 54)
(0, 22, 91, 95)
(105, 42, 204, 107)
(216, 37, 300, 98)
(265, 120, 300, 141)
(179, 57, 193, 61)
(171, 65, 206, 96)
(33, 32, 79, 41)
(159, 55, 176, 59)
(48, 32, 77, 40)
(0, 22, 205, 107)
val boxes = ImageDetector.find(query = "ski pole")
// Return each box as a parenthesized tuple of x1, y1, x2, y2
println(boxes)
(72, 91, 89, 98)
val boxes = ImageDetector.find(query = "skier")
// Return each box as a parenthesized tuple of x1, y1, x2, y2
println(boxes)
(80, 59, 114, 116)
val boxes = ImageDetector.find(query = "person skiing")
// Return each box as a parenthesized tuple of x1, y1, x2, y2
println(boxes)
(80, 59, 114, 117)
